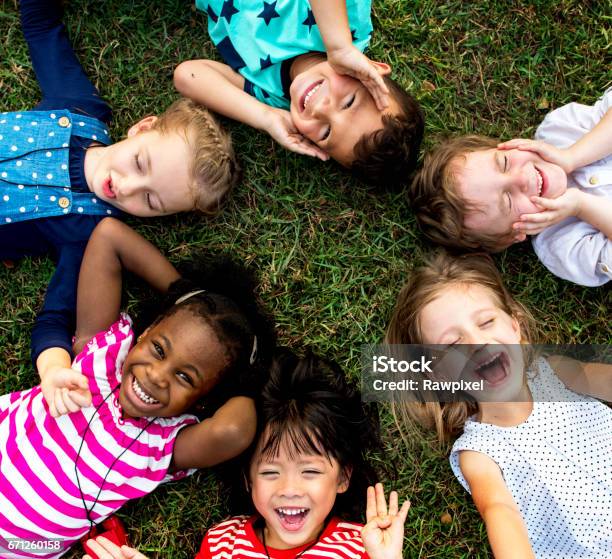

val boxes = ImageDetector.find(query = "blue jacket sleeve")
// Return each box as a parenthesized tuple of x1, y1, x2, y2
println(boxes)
(20, 0, 111, 122)
(30, 241, 86, 364)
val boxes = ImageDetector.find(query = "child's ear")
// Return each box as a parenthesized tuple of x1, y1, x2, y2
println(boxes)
(371, 61, 391, 77)
(512, 232, 527, 243)
(127, 115, 158, 137)
(337, 466, 353, 494)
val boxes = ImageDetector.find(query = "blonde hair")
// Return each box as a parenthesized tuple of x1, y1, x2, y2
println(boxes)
(409, 135, 514, 252)
(152, 98, 240, 214)
(386, 251, 536, 443)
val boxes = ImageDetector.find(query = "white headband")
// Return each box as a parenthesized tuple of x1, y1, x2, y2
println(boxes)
(175, 289, 207, 305)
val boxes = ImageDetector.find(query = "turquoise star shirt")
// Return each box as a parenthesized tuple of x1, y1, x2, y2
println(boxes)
(198, 0, 373, 109)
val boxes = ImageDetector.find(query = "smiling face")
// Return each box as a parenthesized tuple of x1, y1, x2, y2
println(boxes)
(419, 283, 525, 401)
(454, 148, 568, 244)
(118, 309, 228, 418)
(289, 61, 398, 165)
(84, 117, 196, 217)
(249, 432, 349, 550)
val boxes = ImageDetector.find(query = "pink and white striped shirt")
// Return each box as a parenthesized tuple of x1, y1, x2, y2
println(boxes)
(0, 314, 197, 558)
(195, 516, 369, 559)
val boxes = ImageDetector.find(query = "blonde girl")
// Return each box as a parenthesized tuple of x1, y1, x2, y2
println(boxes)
(386, 251, 611, 559)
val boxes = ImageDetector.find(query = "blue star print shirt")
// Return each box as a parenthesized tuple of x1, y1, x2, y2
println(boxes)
(1, 0, 120, 365)
(198, 0, 373, 109)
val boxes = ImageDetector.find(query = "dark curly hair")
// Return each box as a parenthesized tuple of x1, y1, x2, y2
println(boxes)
(226, 348, 381, 520)
(351, 77, 424, 192)
(134, 255, 276, 415)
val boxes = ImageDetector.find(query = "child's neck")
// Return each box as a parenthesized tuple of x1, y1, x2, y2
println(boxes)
(289, 52, 327, 82)
(476, 384, 533, 427)
(82, 143, 106, 193)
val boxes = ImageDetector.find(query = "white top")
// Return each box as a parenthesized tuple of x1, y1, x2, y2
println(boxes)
(450, 358, 612, 558)
(531, 87, 612, 286)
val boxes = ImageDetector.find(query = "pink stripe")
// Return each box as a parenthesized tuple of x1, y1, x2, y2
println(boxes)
(4, 399, 88, 520)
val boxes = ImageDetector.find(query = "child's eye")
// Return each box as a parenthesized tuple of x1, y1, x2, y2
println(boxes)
(343, 94, 355, 109)
(506, 192, 512, 211)
(259, 471, 279, 477)
(503, 155, 508, 172)
(135, 153, 142, 171)
(152, 341, 164, 358)
(480, 319, 495, 328)
(146, 192, 154, 211)
(320, 126, 330, 142)
(302, 469, 322, 475)
(176, 371, 194, 386)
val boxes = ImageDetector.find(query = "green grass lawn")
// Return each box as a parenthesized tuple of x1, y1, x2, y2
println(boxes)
(0, 0, 610, 557)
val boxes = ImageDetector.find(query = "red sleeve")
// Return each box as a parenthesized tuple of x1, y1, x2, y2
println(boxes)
(194, 532, 213, 559)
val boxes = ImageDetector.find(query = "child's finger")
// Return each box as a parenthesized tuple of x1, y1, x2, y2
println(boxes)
(61, 389, 83, 413)
(68, 388, 92, 409)
(398, 499, 411, 523)
(85, 539, 114, 559)
(95, 536, 124, 555)
(497, 138, 528, 150)
(366, 485, 377, 522)
(54, 387, 68, 416)
(388, 490, 399, 516)
(375, 482, 388, 516)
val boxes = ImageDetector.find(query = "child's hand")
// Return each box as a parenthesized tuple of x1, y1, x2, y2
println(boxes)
(497, 138, 576, 174)
(41, 365, 92, 417)
(361, 483, 410, 559)
(513, 189, 584, 235)
(327, 45, 390, 111)
(263, 107, 329, 160)
(83, 536, 149, 559)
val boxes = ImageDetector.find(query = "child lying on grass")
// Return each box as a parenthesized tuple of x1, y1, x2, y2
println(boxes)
(174, 0, 424, 190)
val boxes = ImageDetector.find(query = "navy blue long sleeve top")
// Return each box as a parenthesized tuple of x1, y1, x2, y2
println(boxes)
(1, 0, 115, 365)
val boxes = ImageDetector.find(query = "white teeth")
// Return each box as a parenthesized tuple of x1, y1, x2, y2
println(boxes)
(477, 353, 500, 370)
(277, 508, 308, 516)
(535, 169, 543, 195)
(132, 377, 159, 405)
(303, 83, 322, 109)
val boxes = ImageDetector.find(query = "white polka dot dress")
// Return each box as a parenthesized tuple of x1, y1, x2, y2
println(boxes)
(450, 358, 612, 557)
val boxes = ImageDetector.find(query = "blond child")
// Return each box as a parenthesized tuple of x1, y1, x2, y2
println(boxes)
(387, 251, 612, 558)
(2, 0, 238, 377)
(409, 88, 612, 286)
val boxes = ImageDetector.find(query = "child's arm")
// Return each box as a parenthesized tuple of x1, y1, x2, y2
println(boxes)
(74, 218, 180, 353)
(308, 0, 389, 110)
(37, 219, 179, 416)
(361, 483, 410, 559)
(459, 451, 535, 559)
(548, 356, 612, 402)
(170, 396, 257, 470)
(174, 60, 327, 160)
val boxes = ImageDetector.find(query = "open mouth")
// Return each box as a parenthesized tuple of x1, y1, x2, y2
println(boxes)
(534, 167, 546, 197)
(132, 376, 160, 406)
(300, 80, 323, 112)
(473, 352, 509, 387)
(102, 176, 116, 199)
(275, 507, 310, 532)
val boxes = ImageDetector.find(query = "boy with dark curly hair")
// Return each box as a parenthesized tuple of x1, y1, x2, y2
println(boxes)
(174, 0, 424, 190)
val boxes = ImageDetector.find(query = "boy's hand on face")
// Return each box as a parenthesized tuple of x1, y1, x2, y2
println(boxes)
(361, 483, 410, 559)
(497, 138, 576, 174)
(41, 366, 92, 417)
(83, 536, 149, 559)
(513, 188, 584, 236)
(327, 45, 390, 111)
(263, 107, 329, 160)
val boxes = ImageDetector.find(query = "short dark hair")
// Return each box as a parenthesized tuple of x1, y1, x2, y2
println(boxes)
(351, 77, 424, 191)
(229, 349, 380, 520)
